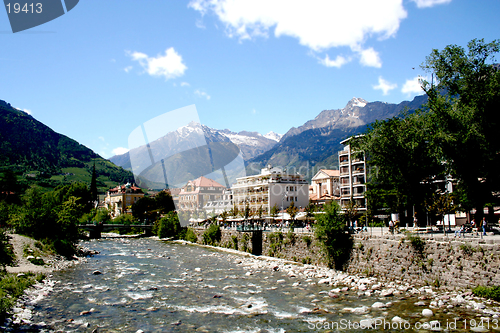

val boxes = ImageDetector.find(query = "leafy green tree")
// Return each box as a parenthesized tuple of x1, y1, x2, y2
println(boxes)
(155, 190, 175, 214)
(353, 112, 444, 224)
(131, 196, 156, 223)
(157, 211, 182, 239)
(314, 201, 353, 270)
(421, 38, 500, 222)
(286, 201, 299, 226)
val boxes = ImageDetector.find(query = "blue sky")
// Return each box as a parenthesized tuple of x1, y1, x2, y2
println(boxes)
(1, 0, 499, 158)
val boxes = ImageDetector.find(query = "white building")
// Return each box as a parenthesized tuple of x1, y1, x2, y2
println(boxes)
(231, 166, 308, 215)
(339, 137, 367, 211)
(203, 189, 233, 215)
(309, 169, 340, 206)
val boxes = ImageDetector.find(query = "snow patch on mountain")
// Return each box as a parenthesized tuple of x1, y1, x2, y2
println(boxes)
(263, 131, 283, 142)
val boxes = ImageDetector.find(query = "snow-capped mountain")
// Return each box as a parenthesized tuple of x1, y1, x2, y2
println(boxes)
(109, 122, 280, 172)
(263, 131, 283, 142)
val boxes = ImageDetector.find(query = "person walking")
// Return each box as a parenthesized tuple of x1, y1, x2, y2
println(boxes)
(482, 217, 487, 236)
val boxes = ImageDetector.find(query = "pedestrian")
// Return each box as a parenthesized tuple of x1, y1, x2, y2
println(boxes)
(413, 213, 418, 229)
(482, 217, 487, 236)
(471, 219, 478, 236)
(389, 220, 394, 234)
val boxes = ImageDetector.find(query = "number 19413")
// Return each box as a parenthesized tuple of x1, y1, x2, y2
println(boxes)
(5, 3, 42, 14)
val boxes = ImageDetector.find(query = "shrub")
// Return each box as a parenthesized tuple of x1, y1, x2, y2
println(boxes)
(314, 202, 353, 270)
(202, 224, 221, 245)
(302, 235, 312, 248)
(406, 233, 426, 256)
(473, 286, 500, 301)
(0, 229, 15, 269)
(183, 228, 198, 243)
(157, 212, 182, 239)
(231, 235, 238, 250)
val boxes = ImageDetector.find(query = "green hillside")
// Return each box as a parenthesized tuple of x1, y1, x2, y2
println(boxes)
(0, 100, 134, 192)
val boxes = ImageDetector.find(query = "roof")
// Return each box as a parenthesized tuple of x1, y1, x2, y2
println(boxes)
(312, 169, 339, 180)
(189, 176, 226, 188)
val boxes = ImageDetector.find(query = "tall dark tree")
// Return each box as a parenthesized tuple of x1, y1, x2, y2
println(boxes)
(421, 38, 500, 222)
(90, 162, 98, 206)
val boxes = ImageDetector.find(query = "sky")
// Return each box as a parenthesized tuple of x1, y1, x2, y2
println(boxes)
(1, 0, 499, 158)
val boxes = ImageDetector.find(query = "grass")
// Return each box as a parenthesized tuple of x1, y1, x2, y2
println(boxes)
(473, 286, 500, 301)
(0, 272, 45, 321)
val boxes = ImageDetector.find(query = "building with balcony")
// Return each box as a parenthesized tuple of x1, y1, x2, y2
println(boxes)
(203, 189, 233, 215)
(178, 176, 226, 212)
(309, 169, 340, 206)
(231, 166, 308, 215)
(339, 137, 367, 211)
(105, 183, 145, 217)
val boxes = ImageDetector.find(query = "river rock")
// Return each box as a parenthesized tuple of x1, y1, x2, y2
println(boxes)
(422, 309, 433, 317)
(414, 301, 426, 306)
(371, 302, 386, 309)
(92, 270, 102, 275)
(380, 289, 394, 297)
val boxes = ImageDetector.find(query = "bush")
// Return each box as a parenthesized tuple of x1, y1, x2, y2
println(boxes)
(202, 224, 221, 246)
(157, 212, 182, 239)
(183, 228, 198, 243)
(0, 230, 15, 268)
(473, 285, 500, 301)
(314, 201, 353, 270)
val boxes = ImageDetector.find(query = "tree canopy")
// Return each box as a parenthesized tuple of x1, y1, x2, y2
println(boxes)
(354, 38, 500, 223)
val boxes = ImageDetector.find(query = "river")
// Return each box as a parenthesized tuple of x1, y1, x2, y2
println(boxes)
(11, 238, 498, 332)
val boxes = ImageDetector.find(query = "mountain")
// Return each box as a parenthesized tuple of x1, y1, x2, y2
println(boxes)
(0, 100, 134, 192)
(109, 123, 281, 176)
(247, 95, 428, 181)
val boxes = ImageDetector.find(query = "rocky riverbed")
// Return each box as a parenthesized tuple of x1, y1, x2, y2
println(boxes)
(3, 237, 500, 332)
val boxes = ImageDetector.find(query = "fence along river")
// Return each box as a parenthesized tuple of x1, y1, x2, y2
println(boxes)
(12, 238, 497, 332)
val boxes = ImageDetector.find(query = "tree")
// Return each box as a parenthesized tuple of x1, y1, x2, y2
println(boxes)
(157, 211, 182, 239)
(286, 201, 299, 226)
(90, 162, 98, 206)
(270, 204, 279, 224)
(155, 190, 175, 214)
(314, 201, 353, 270)
(353, 112, 444, 224)
(421, 38, 500, 222)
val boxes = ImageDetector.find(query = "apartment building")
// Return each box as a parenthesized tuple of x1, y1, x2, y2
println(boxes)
(231, 166, 308, 215)
(339, 137, 367, 211)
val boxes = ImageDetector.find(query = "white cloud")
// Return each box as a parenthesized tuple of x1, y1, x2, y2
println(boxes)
(359, 47, 382, 68)
(373, 76, 397, 95)
(195, 89, 211, 100)
(402, 76, 425, 95)
(112, 147, 129, 156)
(411, 0, 452, 8)
(180, 82, 190, 87)
(251, 108, 257, 114)
(22, 109, 32, 115)
(189, 0, 408, 67)
(127, 47, 187, 80)
(124, 66, 133, 73)
(319, 54, 350, 68)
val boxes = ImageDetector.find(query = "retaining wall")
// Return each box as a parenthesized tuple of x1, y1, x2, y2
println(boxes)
(191, 228, 500, 289)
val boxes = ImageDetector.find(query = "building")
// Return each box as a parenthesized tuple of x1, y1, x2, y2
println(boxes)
(339, 137, 367, 211)
(105, 183, 145, 217)
(309, 169, 340, 206)
(231, 166, 308, 215)
(178, 176, 226, 212)
(203, 189, 233, 215)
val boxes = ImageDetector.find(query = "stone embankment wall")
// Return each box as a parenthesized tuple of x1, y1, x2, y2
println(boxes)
(191, 229, 500, 289)
(348, 235, 500, 290)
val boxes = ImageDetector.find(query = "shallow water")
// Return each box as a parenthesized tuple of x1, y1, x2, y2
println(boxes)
(22, 238, 490, 332)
